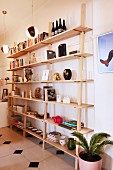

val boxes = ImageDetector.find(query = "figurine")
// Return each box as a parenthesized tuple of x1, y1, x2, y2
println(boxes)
(53, 73, 61, 80)
(29, 90, 32, 98)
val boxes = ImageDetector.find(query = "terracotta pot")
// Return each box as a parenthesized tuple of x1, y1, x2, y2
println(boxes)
(79, 152, 102, 170)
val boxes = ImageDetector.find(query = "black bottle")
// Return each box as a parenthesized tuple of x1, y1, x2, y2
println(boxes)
(51, 22, 55, 36)
(58, 18, 63, 33)
(62, 19, 66, 32)
(55, 20, 58, 35)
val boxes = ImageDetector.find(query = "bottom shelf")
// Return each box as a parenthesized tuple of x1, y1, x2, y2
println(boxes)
(44, 138, 77, 158)
(12, 123, 24, 130)
(24, 128, 43, 140)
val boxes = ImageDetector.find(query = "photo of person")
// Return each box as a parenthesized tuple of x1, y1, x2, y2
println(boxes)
(98, 32, 113, 73)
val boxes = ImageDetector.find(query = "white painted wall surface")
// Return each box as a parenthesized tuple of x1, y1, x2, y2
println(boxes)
(0, 102, 9, 128)
(93, 0, 113, 169)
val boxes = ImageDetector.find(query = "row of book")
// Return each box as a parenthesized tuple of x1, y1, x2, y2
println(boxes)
(59, 120, 84, 130)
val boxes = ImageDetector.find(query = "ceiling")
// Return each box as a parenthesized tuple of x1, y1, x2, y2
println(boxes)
(0, 0, 48, 38)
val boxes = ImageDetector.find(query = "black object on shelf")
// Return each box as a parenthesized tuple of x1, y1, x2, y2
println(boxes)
(58, 43, 67, 57)
(51, 22, 55, 36)
(58, 18, 63, 33)
(69, 50, 80, 55)
(55, 20, 58, 35)
(62, 19, 66, 32)
(63, 69, 72, 80)
(47, 50, 56, 59)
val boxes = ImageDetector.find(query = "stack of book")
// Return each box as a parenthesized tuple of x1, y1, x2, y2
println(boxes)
(59, 120, 84, 130)
(47, 131, 61, 142)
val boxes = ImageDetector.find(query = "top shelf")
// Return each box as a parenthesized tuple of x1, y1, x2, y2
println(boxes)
(7, 26, 92, 59)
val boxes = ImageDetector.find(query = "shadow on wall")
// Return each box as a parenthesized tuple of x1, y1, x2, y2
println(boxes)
(102, 153, 112, 170)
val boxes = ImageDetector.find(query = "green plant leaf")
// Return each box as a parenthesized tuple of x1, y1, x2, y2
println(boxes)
(72, 132, 89, 153)
(94, 140, 113, 155)
(90, 132, 110, 146)
(89, 133, 111, 156)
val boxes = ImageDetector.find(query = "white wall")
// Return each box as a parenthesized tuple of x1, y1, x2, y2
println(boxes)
(93, 0, 113, 169)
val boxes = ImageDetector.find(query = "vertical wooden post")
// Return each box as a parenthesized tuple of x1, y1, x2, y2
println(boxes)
(48, 22, 52, 38)
(75, 3, 86, 170)
(80, 3, 86, 27)
(43, 103, 48, 149)
(23, 100, 27, 137)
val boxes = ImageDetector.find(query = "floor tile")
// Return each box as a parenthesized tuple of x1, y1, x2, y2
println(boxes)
(38, 154, 75, 170)
(0, 154, 29, 170)
(14, 150, 23, 154)
(22, 145, 53, 162)
(10, 137, 37, 150)
(0, 138, 4, 145)
(29, 162, 39, 168)
(0, 144, 15, 158)
(3, 141, 11, 144)
(23, 168, 39, 170)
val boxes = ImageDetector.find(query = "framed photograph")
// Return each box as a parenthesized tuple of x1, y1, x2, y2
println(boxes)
(42, 69, 49, 81)
(98, 32, 113, 73)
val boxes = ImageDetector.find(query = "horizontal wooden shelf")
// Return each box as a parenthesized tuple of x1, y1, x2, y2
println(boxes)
(9, 108, 44, 122)
(7, 53, 93, 71)
(12, 123, 24, 130)
(24, 113, 44, 121)
(24, 128, 43, 140)
(44, 138, 77, 158)
(7, 79, 94, 84)
(45, 100, 94, 108)
(7, 61, 46, 71)
(9, 108, 24, 116)
(45, 119, 93, 134)
(7, 26, 92, 59)
(8, 96, 94, 108)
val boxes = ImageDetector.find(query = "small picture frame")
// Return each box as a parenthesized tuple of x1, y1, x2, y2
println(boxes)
(42, 70, 49, 81)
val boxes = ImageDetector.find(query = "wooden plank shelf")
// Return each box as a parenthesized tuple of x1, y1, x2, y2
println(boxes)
(7, 53, 93, 71)
(7, 79, 94, 84)
(12, 123, 24, 130)
(8, 108, 44, 122)
(7, 26, 92, 59)
(24, 128, 43, 140)
(44, 138, 77, 158)
(45, 119, 93, 134)
(8, 96, 94, 108)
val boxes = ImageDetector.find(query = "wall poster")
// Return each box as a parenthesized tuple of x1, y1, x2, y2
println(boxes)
(98, 32, 113, 73)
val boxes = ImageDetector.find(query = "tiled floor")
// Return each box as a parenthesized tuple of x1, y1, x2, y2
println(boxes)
(0, 127, 75, 170)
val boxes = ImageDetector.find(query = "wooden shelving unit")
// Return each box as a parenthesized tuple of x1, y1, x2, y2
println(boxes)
(7, 3, 93, 169)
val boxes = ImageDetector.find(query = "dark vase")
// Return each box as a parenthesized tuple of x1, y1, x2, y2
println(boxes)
(63, 69, 72, 80)
(67, 138, 75, 150)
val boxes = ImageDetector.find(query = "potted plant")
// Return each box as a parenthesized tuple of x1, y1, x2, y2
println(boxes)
(72, 132, 113, 170)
